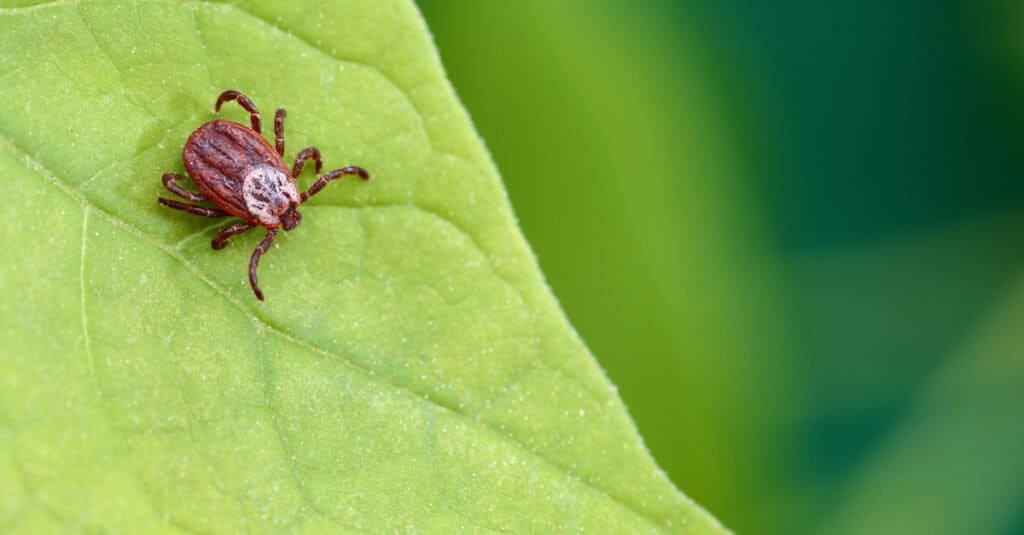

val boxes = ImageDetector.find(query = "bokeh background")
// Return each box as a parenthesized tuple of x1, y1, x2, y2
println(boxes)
(418, 1, 1024, 533)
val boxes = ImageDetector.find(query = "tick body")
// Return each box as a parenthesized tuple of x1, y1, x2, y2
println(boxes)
(158, 90, 370, 300)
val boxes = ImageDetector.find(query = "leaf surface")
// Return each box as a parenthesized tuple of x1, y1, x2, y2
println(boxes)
(0, 0, 724, 532)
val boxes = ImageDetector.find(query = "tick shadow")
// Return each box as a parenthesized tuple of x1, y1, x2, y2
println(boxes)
(134, 92, 211, 163)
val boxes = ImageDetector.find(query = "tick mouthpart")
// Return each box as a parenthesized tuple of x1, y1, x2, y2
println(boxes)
(281, 208, 302, 231)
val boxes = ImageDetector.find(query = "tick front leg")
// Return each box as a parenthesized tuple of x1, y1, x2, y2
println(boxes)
(291, 147, 322, 178)
(274, 108, 286, 156)
(212, 222, 255, 250)
(249, 228, 279, 301)
(158, 197, 229, 218)
(301, 166, 371, 202)
(215, 90, 262, 134)
(162, 173, 206, 202)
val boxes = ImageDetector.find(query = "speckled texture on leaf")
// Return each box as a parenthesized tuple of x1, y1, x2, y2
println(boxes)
(0, 0, 725, 532)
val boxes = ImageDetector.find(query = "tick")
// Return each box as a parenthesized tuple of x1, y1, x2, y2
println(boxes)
(158, 89, 370, 301)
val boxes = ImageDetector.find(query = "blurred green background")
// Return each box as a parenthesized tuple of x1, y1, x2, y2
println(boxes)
(418, 1, 1024, 533)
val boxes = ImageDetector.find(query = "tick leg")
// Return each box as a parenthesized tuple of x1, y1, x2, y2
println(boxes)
(215, 90, 262, 134)
(158, 197, 229, 218)
(301, 166, 371, 202)
(249, 228, 279, 301)
(162, 173, 206, 202)
(274, 108, 286, 156)
(291, 147, 322, 178)
(211, 222, 256, 250)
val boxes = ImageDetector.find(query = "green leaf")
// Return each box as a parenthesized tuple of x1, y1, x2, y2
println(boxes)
(417, 5, 798, 530)
(0, 0, 724, 532)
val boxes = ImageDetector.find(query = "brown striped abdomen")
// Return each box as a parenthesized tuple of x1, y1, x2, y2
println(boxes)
(183, 119, 290, 221)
